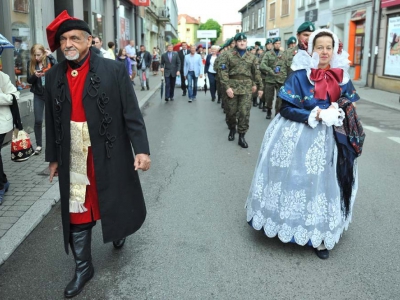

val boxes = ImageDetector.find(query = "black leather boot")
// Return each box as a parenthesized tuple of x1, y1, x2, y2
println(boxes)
(113, 238, 126, 249)
(258, 101, 263, 109)
(266, 108, 272, 119)
(238, 133, 248, 148)
(64, 229, 94, 298)
(228, 128, 236, 141)
(252, 97, 258, 107)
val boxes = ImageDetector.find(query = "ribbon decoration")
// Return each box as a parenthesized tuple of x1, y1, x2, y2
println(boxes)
(310, 68, 344, 102)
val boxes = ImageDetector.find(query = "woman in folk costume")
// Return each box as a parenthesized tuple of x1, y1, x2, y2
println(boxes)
(44, 11, 150, 298)
(246, 29, 365, 259)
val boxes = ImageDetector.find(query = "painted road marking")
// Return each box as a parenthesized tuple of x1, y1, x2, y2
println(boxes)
(388, 137, 400, 144)
(363, 125, 384, 133)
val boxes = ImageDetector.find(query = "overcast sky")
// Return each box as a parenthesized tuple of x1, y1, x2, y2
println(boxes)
(175, 0, 245, 25)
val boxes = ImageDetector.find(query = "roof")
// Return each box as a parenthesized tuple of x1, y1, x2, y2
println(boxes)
(178, 14, 200, 25)
(223, 22, 242, 26)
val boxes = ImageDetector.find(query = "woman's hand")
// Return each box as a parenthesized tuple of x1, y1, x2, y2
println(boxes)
(34, 70, 44, 78)
(45, 49, 52, 56)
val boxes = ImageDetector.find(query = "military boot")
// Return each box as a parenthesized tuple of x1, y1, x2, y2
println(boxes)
(258, 101, 263, 109)
(64, 229, 94, 298)
(252, 97, 258, 107)
(228, 128, 236, 141)
(238, 133, 248, 148)
(266, 108, 272, 119)
(262, 104, 267, 112)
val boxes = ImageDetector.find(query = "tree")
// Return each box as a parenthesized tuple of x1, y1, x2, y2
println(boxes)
(171, 38, 180, 45)
(198, 19, 222, 44)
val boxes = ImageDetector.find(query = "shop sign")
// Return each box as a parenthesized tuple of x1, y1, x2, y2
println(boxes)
(351, 9, 366, 21)
(305, 9, 318, 22)
(381, 0, 400, 8)
(130, 0, 150, 6)
(267, 29, 280, 38)
(384, 16, 400, 77)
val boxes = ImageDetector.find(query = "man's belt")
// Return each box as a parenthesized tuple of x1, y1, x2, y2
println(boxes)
(229, 75, 251, 80)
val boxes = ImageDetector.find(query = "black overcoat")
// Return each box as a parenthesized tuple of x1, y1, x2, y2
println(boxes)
(44, 48, 150, 254)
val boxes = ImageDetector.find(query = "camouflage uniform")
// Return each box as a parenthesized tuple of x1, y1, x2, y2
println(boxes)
(257, 50, 270, 109)
(260, 49, 287, 115)
(282, 45, 299, 76)
(219, 48, 263, 134)
(216, 49, 233, 111)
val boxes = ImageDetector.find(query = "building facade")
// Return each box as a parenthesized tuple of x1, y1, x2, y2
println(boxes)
(368, 0, 400, 93)
(266, 0, 296, 47)
(222, 22, 242, 42)
(177, 14, 200, 45)
(239, 0, 265, 39)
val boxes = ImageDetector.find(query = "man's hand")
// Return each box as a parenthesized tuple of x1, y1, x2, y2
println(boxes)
(199, 74, 203, 78)
(176, 71, 180, 76)
(258, 90, 263, 98)
(160, 68, 164, 72)
(49, 162, 58, 182)
(134, 154, 151, 171)
(251, 86, 257, 93)
(226, 88, 234, 99)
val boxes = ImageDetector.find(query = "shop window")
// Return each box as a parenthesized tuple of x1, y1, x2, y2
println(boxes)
(10, 0, 33, 91)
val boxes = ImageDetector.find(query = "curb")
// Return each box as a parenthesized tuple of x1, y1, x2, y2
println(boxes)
(0, 84, 159, 265)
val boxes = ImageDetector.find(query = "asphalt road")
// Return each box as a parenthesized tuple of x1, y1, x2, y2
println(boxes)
(0, 90, 399, 300)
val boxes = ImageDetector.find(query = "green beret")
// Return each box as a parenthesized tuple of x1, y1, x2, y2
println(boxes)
(234, 32, 247, 41)
(287, 36, 297, 46)
(259, 46, 264, 50)
(272, 37, 281, 44)
(297, 21, 315, 33)
(255, 41, 261, 46)
(265, 39, 273, 45)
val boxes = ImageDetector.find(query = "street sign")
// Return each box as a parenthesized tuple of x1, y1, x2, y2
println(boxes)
(197, 30, 217, 38)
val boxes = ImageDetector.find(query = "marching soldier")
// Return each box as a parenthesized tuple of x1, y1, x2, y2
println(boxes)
(219, 32, 263, 148)
(258, 39, 273, 110)
(216, 38, 236, 111)
(283, 21, 315, 76)
(260, 37, 286, 119)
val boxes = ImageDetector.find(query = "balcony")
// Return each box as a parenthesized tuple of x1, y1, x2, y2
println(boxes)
(158, 7, 170, 22)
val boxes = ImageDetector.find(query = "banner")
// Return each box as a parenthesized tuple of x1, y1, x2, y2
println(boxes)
(131, 0, 150, 6)
(384, 16, 400, 77)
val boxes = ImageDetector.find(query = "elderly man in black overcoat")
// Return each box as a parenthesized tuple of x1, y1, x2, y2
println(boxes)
(44, 10, 151, 298)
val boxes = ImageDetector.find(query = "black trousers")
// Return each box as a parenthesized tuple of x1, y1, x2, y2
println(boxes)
(0, 133, 8, 190)
(180, 71, 187, 92)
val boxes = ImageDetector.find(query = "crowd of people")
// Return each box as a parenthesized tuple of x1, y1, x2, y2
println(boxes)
(0, 10, 365, 298)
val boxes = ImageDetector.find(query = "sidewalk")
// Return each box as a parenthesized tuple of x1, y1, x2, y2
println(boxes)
(0, 75, 161, 265)
(353, 80, 400, 111)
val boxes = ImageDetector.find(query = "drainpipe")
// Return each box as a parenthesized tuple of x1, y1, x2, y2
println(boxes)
(365, 0, 376, 87)
(371, 0, 382, 89)
(264, 0, 267, 37)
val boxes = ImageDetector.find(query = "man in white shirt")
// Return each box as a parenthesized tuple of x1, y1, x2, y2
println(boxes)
(184, 45, 203, 102)
(93, 36, 111, 59)
(125, 40, 137, 84)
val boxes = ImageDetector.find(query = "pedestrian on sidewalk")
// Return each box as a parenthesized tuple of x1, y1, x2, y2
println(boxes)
(27, 44, 57, 155)
(116, 48, 133, 78)
(125, 40, 137, 85)
(0, 71, 20, 204)
(160, 44, 180, 101)
(204, 45, 219, 102)
(136, 45, 152, 91)
(45, 10, 151, 298)
(246, 29, 365, 260)
(151, 47, 160, 75)
(184, 45, 203, 102)
(107, 41, 116, 60)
